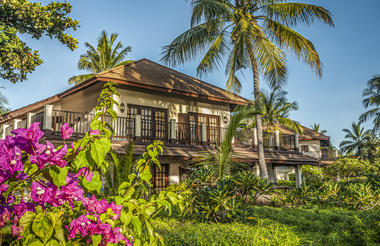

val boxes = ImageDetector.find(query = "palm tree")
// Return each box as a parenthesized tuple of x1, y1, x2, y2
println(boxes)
(69, 30, 133, 84)
(0, 92, 9, 114)
(339, 121, 371, 159)
(161, 0, 333, 178)
(258, 87, 302, 133)
(359, 75, 380, 133)
(199, 105, 259, 178)
(310, 123, 327, 135)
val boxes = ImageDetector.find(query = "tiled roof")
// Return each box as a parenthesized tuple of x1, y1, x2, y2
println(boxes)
(112, 143, 319, 165)
(96, 59, 248, 105)
(278, 125, 330, 141)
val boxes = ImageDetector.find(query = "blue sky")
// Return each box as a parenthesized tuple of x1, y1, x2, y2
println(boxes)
(2, 0, 380, 147)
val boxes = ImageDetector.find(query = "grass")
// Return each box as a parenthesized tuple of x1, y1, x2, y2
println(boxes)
(155, 207, 380, 246)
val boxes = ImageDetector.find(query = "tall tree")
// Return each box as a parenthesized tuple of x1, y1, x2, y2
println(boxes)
(69, 30, 133, 84)
(0, 91, 8, 114)
(0, 0, 79, 83)
(339, 121, 371, 159)
(161, 0, 333, 178)
(310, 123, 327, 135)
(359, 75, 380, 133)
(259, 87, 302, 133)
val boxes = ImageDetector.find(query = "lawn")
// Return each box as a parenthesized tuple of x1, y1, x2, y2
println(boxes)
(155, 207, 380, 246)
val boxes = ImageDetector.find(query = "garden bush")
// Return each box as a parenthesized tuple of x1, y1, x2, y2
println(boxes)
(0, 82, 188, 245)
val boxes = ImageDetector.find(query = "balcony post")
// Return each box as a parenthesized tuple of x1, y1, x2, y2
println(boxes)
(26, 112, 35, 128)
(294, 133, 299, 152)
(200, 122, 207, 146)
(1, 124, 9, 139)
(13, 119, 22, 130)
(169, 119, 177, 143)
(135, 115, 142, 143)
(43, 105, 53, 130)
(252, 127, 258, 149)
(274, 130, 280, 150)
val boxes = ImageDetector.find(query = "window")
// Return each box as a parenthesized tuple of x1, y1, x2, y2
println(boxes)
(152, 164, 169, 191)
(301, 145, 309, 153)
(127, 105, 168, 142)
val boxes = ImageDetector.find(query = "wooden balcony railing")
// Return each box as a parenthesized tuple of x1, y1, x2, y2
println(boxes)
(7, 108, 299, 151)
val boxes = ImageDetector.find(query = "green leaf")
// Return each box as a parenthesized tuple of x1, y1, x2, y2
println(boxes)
(82, 171, 102, 193)
(91, 138, 111, 166)
(167, 192, 178, 205)
(19, 211, 36, 234)
(120, 209, 133, 226)
(90, 119, 102, 130)
(144, 219, 154, 236)
(74, 150, 89, 170)
(46, 239, 61, 246)
(140, 166, 152, 182)
(92, 234, 102, 246)
(49, 166, 68, 188)
(32, 213, 55, 243)
(131, 216, 142, 237)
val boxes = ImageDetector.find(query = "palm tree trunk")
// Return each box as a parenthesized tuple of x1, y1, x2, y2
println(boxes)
(249, 52, 269, 179)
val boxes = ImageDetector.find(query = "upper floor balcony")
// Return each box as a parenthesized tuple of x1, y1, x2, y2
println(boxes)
(0, 106, 299, 152)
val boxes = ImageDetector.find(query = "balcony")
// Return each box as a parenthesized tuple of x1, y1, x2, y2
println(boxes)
(1, 108, 298, 151)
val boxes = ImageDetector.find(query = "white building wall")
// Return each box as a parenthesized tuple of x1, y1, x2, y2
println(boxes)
(299, 140, 321, 159)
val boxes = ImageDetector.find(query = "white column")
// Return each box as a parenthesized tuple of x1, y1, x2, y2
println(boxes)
(26, 112, 35, 128)
(200, 122, 207, 145)
(13, 119, 22, 130)
(294, 133, 299, 152)
(295, 164, 303, 187)
(275, 130, 280, 150)
(1, 124, 9, 139)
(135, 115, 141, 142)
(169, 119, 177, 143)
(43, 105, 53, 130)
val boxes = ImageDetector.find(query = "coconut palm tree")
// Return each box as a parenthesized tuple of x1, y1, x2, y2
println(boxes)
(69, 30, 133, 84)
(359, 75, 380, 133)
(310, 123, 327, 135)
(161, 0, 333, 178)
(0, 92, 9, 114)
(339, 121, 371, 159)
(258, 87, 302, 133)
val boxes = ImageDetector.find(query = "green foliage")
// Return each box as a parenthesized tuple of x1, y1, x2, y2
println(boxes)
(0, 0, 79, 83)
(339, 121, 373, 159)
(359, 75, 380, 133)
(323, 158, 374, 179)
(105, 142, 135, 196)
(248, 206, 380, 246)
(18, 209, 66, 246)
(183, 168, 272, 222)
(69, 30, 133, 84)
(155, 218, 301, 246)
(115, 141, 190, 245)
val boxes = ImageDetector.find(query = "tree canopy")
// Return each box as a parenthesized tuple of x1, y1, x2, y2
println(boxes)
(0, 0, 79, 83)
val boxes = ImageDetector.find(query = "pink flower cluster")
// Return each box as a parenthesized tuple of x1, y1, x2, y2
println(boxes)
(0, 122, 132, 245)
(67, 196, 131, 245)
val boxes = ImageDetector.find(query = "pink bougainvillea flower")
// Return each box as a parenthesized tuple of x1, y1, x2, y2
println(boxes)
(74, 167, 93, 182)
(31, 182, 53, 204)
(61, 123, 74, 140)
(66, 215, 95, 240)
(32, 141, 67, 169)
(12, 122, 45, 154)
(89, 129, 100, 136)
(108, 202, 122, 220)
(82, 195, 109, 215)
(0, 143, 23, 177)
(0, 206, 11, 227)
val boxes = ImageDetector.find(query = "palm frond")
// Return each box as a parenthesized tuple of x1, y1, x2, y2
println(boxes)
(260, 3, 334, 27)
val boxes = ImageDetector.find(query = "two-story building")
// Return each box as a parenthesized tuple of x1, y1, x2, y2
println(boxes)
(0, 59, 319, 188)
